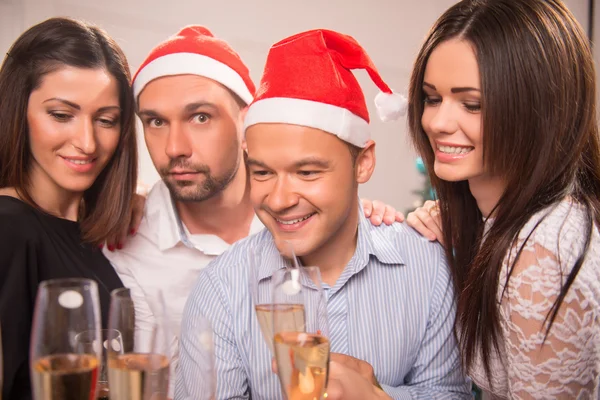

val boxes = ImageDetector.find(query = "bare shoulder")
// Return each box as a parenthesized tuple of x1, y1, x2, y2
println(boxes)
(0, 187, 19, 198)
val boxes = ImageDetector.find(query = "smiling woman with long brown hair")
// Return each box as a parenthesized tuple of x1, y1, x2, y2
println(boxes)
(0, 17, 137, 399)
(404, 0, 600, 398)
(305, 1, 600, 399)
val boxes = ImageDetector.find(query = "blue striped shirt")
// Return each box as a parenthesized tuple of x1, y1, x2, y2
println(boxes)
(175, 210, 471, 399)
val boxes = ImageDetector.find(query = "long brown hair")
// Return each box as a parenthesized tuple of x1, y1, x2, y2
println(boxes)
(0, 17, 138, 245)
(408, 0, 600, 379)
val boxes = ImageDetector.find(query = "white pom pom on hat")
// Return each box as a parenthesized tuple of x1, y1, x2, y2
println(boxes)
(375, 91, 408, 122)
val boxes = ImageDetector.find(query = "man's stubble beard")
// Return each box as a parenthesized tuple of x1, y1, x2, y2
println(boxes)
(161, 155, 240, 203)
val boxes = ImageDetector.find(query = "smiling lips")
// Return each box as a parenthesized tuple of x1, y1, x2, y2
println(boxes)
(62, 156, 96, 173)
(435, 143, 474, 161)
(275, 212, 316, 231)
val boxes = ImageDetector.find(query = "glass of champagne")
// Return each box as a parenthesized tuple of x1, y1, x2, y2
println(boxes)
(250, 245, 276, 353)
(75, 329, 123, 399)
(29, 278, 102, 400)
(272, 267, 330, 400)
(107, 288, 170, 400)
(251, 242, 304, 353)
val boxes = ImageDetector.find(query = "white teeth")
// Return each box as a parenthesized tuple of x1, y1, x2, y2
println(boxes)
(66, 159, 92, 165)
(277, 213, 314, 225)
(438, 145, 472, 155)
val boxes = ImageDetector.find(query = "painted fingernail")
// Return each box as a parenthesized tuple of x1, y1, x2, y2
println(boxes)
(117, 243, 123, 250)
(107, 245, 115, 252)
(130, 228, 136, 236)
(98, 243, 104, 249)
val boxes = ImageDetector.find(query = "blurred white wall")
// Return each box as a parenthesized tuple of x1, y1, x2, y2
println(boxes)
(0, 0, 593, 211)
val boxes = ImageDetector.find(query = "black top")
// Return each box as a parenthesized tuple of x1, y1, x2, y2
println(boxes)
(0, 196, 124, 400)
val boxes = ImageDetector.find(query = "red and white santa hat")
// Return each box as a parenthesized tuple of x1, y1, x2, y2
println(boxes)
(132, 26, 255, 104)
(244, 29, 407, 148)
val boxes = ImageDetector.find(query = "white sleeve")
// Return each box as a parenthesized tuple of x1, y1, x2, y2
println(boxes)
(498, 206, 600, 399)
(105, 251, 157, 351)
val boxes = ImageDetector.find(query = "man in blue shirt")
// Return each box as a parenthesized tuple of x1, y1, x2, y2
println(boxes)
(176, 29, 470, 400)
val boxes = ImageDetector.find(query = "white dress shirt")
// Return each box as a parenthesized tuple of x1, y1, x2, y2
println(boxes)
(104, 180, 264, 395)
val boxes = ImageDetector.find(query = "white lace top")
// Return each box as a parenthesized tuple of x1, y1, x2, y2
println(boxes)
(469, 200, 600, 399)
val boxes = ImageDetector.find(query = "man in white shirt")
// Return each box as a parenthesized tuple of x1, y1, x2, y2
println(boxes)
(103, 25, 402, 393)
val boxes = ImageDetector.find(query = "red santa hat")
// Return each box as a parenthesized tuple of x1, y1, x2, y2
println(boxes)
(244, 29, 407, 148)
(132, 26, 255, 104)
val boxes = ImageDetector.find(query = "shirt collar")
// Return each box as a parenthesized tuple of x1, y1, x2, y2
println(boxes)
(256, 233, 293, 282)
(150, 180, 265, 252)
(254, 199, 405, 281)
(145, 181, 189, 252)
(343, 201, 405, 277)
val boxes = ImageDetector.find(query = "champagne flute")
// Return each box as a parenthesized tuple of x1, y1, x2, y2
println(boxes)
(251, 242, 304, 353)
(272, 267, 330, 400)
(29, 278, 102, 400)
(75, 329, 123, 399)
(107, 288, 170, 400)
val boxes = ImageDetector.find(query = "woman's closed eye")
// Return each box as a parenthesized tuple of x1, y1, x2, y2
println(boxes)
(464, 102, 481, 112)
(97, 116, 119, 128)
(423, 96, 442, 106)
(49, 111, 73, 122)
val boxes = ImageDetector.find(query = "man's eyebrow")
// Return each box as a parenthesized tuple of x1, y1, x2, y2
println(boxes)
(293, 157, 330, 169)
(184, 102, 219, 113)
(137, 109, 162, 118)
(246, 157, 331, 169)
(246, 158, 270, 169)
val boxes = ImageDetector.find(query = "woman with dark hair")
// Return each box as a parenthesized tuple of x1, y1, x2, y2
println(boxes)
(322, 1, 600, 399)
(0, 17, 138, 399)
(404, 0, 600, 398)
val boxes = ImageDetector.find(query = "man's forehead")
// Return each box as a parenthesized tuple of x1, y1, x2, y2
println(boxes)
(246, 123, 347, 147)
(138, 76, 236, 113)
(147, 73, 225, 88)
(246, 125, 344, 164)
(140, 74, 230, 99)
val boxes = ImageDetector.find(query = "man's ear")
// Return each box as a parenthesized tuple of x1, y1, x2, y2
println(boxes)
(240, 105, 249, 120)
(355, 140, 376, 184)
(239, 106, 249, 149)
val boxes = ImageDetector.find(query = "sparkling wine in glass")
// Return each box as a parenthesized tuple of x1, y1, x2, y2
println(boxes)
(29, 278, 102, 400)
(75, 329, 123, 399)
(272, 267, 330, 400)
(251, 243, 305, 354)
(107, 288, 170, 400)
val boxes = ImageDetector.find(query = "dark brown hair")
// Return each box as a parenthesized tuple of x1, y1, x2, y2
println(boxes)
(0, 17, 138, 245)
(347, 142, 362, 164)
(408, 0, 600, 379)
